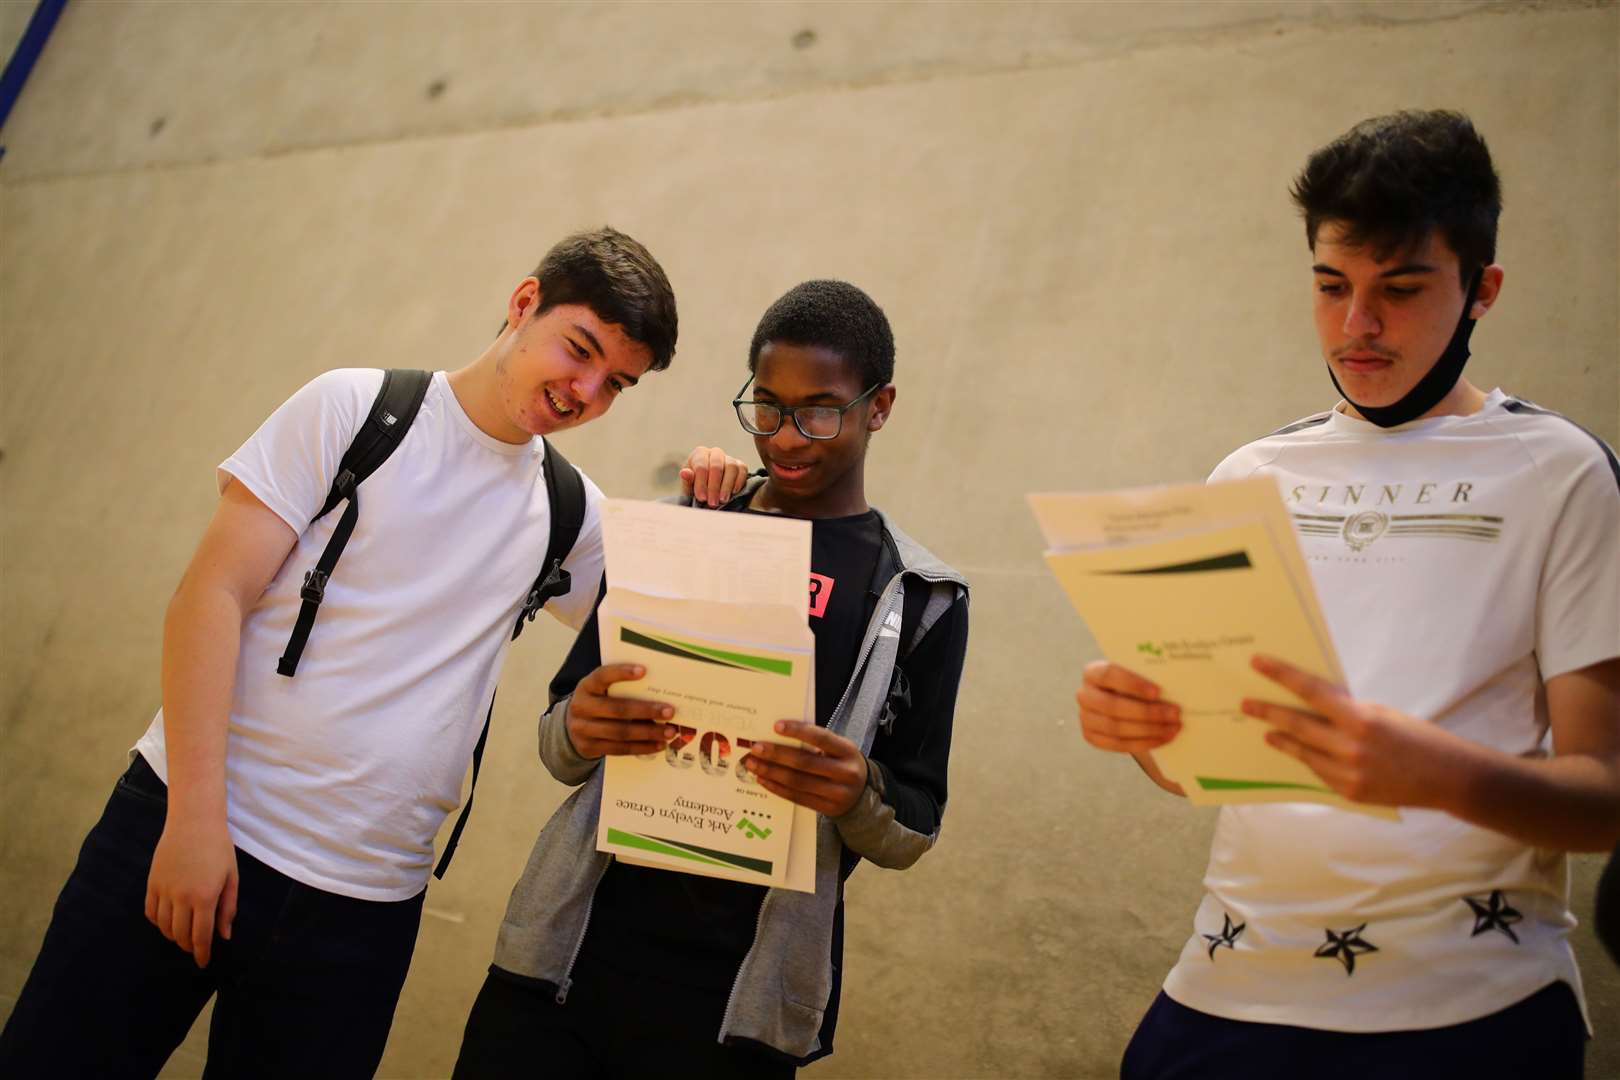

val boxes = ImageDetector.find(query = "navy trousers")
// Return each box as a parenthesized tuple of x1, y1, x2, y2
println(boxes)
(453, 961, 798, 1080)
(1122, 981, 1585, 1080)
(0, 754, 425, 1079)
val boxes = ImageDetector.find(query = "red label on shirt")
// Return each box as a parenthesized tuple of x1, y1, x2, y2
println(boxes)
(808, 572, 834, 618)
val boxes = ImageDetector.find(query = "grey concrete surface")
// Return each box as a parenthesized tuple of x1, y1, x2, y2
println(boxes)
(0, 2, 33, 72)
(0, 0, 1598, 181)
(1, 2, 1616, 1077)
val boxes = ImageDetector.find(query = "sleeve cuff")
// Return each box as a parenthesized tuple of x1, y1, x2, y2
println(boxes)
(537, 695, 602, 786)
(832, 758, 938, 869)
(831, 758, 889, 839)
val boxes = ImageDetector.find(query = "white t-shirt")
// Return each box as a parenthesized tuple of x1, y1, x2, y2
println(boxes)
(1162, 388, 1620, 1032)
(134, 369, 604, 901)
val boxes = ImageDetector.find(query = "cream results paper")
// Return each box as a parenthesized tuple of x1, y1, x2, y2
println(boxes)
(596, 499, 818, 891)
(1030, 479, 1396, 819)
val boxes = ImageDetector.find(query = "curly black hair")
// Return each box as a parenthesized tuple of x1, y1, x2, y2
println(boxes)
(748, 280, 895, 388)
(1291, 110, 1501, 279)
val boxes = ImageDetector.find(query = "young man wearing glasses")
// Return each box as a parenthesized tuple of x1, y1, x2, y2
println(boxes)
(453, 280, 971, 1077)
(1077, 112, 1619, 1076)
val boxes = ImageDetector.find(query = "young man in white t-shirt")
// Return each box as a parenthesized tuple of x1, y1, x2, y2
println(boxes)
(1077, 111, 1620, 1077)
(0, 228, 744, 1078)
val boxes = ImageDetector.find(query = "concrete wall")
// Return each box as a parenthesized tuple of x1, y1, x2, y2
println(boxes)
(2, 2, 1615, 1076)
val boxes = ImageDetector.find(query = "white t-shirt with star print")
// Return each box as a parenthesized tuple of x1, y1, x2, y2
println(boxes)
(1161, 389, 1619, 1032)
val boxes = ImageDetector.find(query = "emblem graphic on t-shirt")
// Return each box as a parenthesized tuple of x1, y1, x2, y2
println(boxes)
(1201, 913, 1245, 960)
(1464, 890, 1523, 944)
(808, 572, 834, 618)
(1340, 511, 1389, 551)
(1314, 924, 1378, 975)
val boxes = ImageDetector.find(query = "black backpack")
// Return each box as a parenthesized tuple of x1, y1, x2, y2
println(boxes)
(274, 368, 587, 878)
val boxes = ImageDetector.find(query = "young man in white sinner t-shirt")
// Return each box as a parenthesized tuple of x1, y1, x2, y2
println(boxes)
(1077, 112, 1620, 1078)
(0, 228, 745, 1079)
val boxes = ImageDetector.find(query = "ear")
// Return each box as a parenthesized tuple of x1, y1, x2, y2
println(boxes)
(506, 277, 542, 332)
(1469, 265, 1505, 319)
(866, 385, 896, 433)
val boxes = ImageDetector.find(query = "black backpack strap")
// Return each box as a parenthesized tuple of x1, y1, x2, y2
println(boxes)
(276, 369, 431, 677)
(880, 576, 960, 736)
(512, 438, 588, 641)
(435, 436, 589, 879)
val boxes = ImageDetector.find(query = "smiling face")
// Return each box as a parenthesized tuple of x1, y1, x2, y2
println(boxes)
(1310, 222, 1502, 417)
(749, 341, 893, 518)
(493, 282, 654, 439)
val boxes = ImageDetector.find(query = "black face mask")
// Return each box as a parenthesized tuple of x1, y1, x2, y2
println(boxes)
(1328, 269, 1483, 429)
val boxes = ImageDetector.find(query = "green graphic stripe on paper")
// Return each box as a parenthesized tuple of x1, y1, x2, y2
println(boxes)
(618, 627, 792, 677)
(619, 627, 741, 670)
(607, 829, 732, 869)
(1098, 551, 1252, 576)
(606, 829, 774, 875)
(1196, 777, 1333, 795)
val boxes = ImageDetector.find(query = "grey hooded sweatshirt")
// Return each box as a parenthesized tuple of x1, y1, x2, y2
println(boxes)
(490, 506, 968, 1062)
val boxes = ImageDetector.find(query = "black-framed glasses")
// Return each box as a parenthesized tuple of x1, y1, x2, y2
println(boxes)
(731, 376, 882, 440)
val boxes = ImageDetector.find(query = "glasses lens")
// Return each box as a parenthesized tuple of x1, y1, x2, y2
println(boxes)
(737, 402, 781, 435)
(796, 407, 842, 439)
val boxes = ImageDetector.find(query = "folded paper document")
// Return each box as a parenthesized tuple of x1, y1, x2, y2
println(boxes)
(1031, 478, 1396, 819)
(596, 499, 819, 891)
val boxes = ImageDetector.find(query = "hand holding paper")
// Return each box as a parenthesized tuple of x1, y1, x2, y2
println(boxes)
(596, 498, 819, 892)
(746, 720, 869, 817)
(1032, 478, 1397, 818)
(566, 663, 678, 759)
(1245, 654, 1480, 811)
(1075, 659, 1183, 756)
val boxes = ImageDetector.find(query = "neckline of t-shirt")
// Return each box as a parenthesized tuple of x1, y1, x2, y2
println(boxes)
(1324, 387, 1508, 437)
(432, 371, 539, 457)
(741, 506, 880, 527)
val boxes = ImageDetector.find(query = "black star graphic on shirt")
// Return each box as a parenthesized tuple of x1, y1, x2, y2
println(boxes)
(1202, 913, 1245, 960)
(1315, 924, 1378, 976)
(1464, 890, 1523, 944)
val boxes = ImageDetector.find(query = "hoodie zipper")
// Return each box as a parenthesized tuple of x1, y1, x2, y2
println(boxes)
(717, 569, 958, 1041)
(554, 858, 613, 1004)
(826, 586, 901, 731)
(719, 889, 774, 1039)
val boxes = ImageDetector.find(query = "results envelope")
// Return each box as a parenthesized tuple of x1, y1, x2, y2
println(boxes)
(1031, 479, 1396, 819)
(596, 499, 818, 891)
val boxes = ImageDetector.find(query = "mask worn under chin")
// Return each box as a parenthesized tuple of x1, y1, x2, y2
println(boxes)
(1329, 269, 1484, 429)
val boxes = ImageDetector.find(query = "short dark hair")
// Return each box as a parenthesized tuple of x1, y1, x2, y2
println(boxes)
(527, 226, 678, 371)
(1291, 110, 1502, 280)
(747, 280, 895, 388)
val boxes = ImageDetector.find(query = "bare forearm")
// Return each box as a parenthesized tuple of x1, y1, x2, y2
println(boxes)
(1441, 746, 1620, 852)
(158, 579, 247, 822)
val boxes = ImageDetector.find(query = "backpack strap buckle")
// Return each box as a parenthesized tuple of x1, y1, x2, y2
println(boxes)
(521, 560, 571, 623)
(521, 587, 544, 623)
(880, 666, 911, 734)
(300, 569, 329, 604)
